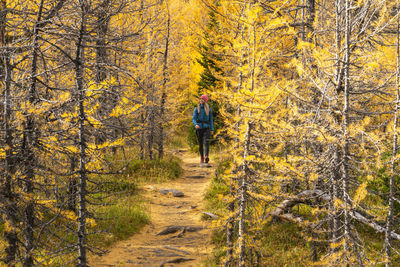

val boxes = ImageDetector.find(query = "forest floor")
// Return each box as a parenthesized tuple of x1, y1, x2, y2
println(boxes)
(90, 149, 215, 267)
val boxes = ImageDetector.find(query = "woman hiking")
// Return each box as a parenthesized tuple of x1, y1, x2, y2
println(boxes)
(192, 94, 214, 164)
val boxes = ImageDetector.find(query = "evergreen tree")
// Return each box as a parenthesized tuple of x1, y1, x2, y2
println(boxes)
(196, 5, 223, 93)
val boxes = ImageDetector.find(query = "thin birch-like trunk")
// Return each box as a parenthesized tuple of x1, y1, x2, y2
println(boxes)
(140, 112, 145, 160)
(158, 3, 170, 159)
(385, 2, 400, 265)
(68, 157, 77, 212)
(332, 0, 343, 252)
(3, 64, 18, 265)
(1, 0, 18, 263)
(225, 4, 246, 265)
(335, 0, 344, 95)
(342, 0, 351, 256)
(331, 146, 341, 250)
(75, 2, 88, 265)
(238, 121, 252, 267)
(342, 2, 364, 265)
(94, 0, 112, 145)
(95, 0, 110, 84)
(22, 1, 45, 265)
(148, 105, 155, 160)
(146, 34, 155, 160)
(225, 82, 242, 267)
(238, 5, 256, 264)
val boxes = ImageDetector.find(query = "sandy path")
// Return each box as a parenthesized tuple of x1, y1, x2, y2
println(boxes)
(90, 150, 215, 267)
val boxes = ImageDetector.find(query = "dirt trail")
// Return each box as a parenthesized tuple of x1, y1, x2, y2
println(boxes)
(90, 150, 215, 267)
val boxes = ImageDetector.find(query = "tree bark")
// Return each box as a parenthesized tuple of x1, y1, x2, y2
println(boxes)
(306, 0, 315, 42)
(22, 1, 46, 265)
(385, 2, 400, 266)
(95, 0, 110, 83)
(341, 0, 351, 256)
(226, 4, 246, 265)
(238, 122, 252, 267)
(1, 0, 18, 264)
(148, 105, 155, 160)
(158, 2, 170, 159)
(75, 1, 88, 265)
(68, 156, 78, 212)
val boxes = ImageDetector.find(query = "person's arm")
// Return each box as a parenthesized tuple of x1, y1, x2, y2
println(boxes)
(192, 107, 200, 129)
(209, 107, 214, 133)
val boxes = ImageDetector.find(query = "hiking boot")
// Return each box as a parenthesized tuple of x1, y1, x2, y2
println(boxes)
(201, 157, 204, 163)
(205, 157, 209, 163)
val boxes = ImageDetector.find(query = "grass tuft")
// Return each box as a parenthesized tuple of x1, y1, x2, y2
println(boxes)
(126, 155, 182, 184)
(90, 195, 149, 247)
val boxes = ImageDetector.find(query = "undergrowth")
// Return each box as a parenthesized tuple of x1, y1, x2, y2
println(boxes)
(0, 146, 183, 265)
(88, 148, 182, 246)
(203, 157, 400, 266)
(89, 194, 149, 247)
(126, 155, 182, 184)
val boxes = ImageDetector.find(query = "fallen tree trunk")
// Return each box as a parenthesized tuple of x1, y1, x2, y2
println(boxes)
(350, 211, 400, 240)
(269, 190, 400, 241)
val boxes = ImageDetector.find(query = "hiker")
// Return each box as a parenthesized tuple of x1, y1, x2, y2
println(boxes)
(192, 94, 214, 164)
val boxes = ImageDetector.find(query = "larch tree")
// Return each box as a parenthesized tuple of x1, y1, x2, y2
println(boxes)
(199, 0, 298, 265)
(195, 0, 400, 265)
(286, 0, 400, 264)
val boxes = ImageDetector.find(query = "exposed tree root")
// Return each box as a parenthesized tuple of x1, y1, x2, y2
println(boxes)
(156, 226, 204, 236)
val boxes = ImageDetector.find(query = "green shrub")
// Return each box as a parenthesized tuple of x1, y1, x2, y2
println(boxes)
(126, 155, 182, 183)
(97, 175, 136, 194)
(91, 196, 149, 247)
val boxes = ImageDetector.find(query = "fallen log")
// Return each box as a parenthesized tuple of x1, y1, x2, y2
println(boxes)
(350, 211, 400, 240)
(269, 190, 400, 241)
(269, 189, 329, 217)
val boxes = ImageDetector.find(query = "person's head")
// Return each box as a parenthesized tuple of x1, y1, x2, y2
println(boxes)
(199, 94, 209, 104)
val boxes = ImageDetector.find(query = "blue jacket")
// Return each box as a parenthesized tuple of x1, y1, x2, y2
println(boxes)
(193, 104, 214, 131)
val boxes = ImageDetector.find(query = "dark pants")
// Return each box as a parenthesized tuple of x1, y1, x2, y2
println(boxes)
(196, 128, 210, 158)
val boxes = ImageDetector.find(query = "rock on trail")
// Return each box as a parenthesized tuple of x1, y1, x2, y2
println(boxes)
(90, 150, 215, 266)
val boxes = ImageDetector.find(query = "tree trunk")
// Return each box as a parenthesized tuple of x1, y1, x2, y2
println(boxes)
(22, 117, 36, 267)
(75, 1, 88, 265)
(385, 2, 400, 266)
(3, 40, 18, 267)
(140, 112, 145, 160)
(306, 0, 315, 42)
(226, 4, 246, 264)
(331, 146, 341, 250)
(1, 0, 18, 264)
(238, 122, 252, 267)
(68, 156, 78, 213)
(22, 1, 46, 264)
(331, 0, 343, 254)
(148, 105, 155, 160)
(341, 0, 351, 257)
(95, 0, 110, 83)
(158, 3, 170, 159)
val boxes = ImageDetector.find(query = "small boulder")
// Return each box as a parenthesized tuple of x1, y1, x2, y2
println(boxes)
(159, 188, 184, 197)
(171, 189, 184, 197)
(159, 189, 170, 194)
